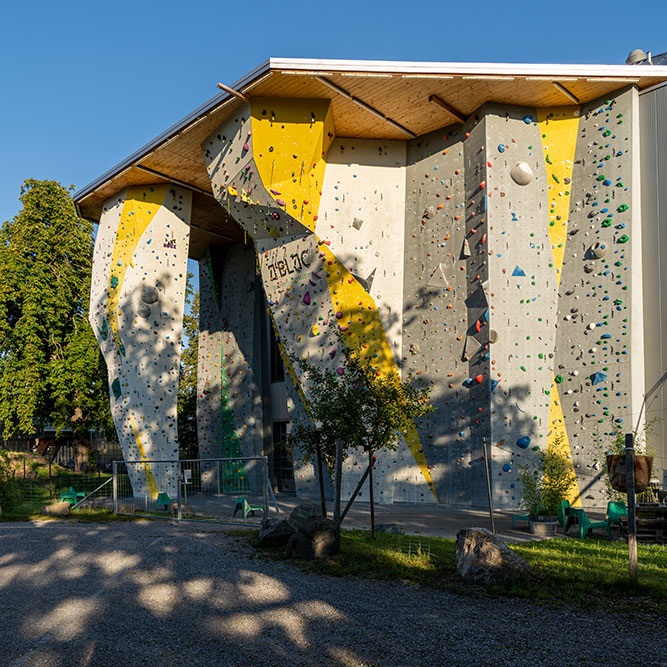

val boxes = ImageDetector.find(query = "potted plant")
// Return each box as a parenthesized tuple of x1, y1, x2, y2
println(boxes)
(518, 439, 577, 536)
(598, 419, 656, 495)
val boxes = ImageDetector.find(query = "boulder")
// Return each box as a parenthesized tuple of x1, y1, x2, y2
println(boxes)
(41, 501, 71, 517)
(455, 527, 530, 585)
(286, 517, 340, 560)
(288, 502, 323, 531)
(376, 523, 404, 535)
(258, 518, 295, 547)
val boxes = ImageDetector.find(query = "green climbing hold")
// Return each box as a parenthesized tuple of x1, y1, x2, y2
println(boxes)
(601, 219, 612, 227)
(110, 276, 119, 289)
(617, 234, 629, 244)
(111, 378, 122, 400)
(555, 374, 564, 384)
(617, 204, 629, 212)
(596, 175, 606, 181)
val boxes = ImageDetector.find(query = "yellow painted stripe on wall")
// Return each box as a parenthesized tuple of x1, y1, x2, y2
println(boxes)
(539, 108, 581, 505)
(321, 245, 438, 500)
(107, 185, 168, 353)
(250, 98, 335, 233)
(130, 416, 160, 499)
(538, 108, 580, 285)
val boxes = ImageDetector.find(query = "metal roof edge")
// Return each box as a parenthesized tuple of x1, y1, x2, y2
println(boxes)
(74, 58, 271, 203)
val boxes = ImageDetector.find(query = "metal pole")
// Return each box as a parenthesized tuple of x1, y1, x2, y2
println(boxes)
(625, 433, 638, 581)
(334, 440, 343, 524)
(112, 461, 118, 514)
(482, 438, 496, 534)
(262, 457, 269, 519)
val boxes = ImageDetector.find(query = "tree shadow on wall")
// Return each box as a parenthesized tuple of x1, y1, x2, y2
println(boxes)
(91, 271, 186, 472)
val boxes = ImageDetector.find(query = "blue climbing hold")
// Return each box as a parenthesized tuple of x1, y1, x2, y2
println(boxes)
(512, 266, 526, 277)
(590, 372, 608, 385)
(523, 115, 533, 124)
(490, 379, 499, 392)
(498, 144, 506, 153)
(516, 436, 531, 449)
(503, 464, 511, 472)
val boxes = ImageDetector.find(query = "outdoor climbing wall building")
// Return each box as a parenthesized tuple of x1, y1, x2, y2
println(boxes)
(89, 185, 191, 499)
(78, 58, 667, 509)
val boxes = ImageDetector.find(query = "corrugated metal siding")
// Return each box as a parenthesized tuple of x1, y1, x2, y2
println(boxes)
(640, 84, 667, 483)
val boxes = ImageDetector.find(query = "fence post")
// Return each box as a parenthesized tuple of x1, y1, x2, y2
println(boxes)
(112, 461, 118, 515)
(625, 433, 638, 581)
(177, 462, 182, 521)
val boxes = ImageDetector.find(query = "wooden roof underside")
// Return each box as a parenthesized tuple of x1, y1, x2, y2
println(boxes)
(75, 60, 667, 258)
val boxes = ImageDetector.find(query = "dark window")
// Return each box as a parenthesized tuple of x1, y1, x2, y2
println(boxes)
(270, 328, 285, 383)
(271, 421, 295, 493)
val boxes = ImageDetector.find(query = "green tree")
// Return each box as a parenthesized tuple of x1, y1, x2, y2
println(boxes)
(291, 343, 434, 537)
(0, 179, 112, 460)
(178, 274, 199, 459)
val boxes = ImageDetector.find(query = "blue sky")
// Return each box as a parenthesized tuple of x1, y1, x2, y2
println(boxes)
(1, 0, 665, 227)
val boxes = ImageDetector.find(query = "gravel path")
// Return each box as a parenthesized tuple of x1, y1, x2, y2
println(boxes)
(0, 521, 664, 666)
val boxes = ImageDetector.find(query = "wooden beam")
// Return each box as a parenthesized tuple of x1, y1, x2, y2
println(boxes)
(552, 81, 580, 104)
(428, 94, 466, 123)
(216, 82, 248, 101)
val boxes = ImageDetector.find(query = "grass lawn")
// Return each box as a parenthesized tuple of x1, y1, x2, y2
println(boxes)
(256, 530, 667, 617)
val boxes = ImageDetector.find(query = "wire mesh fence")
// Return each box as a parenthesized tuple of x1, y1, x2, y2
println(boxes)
(0, 469, 114, 517)
(113, 457, 275, 524)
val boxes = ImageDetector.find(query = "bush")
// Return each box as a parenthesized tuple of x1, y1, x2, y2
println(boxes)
(518, 437, 576, 515)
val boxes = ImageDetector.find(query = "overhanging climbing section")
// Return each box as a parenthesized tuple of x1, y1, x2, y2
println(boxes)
(202, 98, 439, 502)
(89, 185, 191, 499)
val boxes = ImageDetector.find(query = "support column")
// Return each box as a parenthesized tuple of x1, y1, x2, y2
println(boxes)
(89, 184, 191, 499)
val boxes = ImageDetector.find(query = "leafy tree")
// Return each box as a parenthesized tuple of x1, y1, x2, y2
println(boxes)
(0, 179, 112, 464)
(291, 343, 434, 537)
(178, 274, 199, 459)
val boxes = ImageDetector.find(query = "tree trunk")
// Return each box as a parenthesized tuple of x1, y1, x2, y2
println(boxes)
(315, 442, 327, 518)
(369, 451, 376, 539)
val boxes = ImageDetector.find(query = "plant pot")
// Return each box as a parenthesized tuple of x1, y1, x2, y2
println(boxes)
(606, 455, 654, 493)
(529, 518, 558, 536)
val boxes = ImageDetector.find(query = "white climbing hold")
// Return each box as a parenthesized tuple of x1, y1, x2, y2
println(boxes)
(510, 162, 533, 186)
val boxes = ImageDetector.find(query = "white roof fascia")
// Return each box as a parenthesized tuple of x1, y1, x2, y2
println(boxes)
(269, 57, 667, 78)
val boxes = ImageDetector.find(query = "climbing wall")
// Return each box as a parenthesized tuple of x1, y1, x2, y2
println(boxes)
(552, 88, 642, 506)
(197, 242, 264, 492)
(89, 185, 191, 499)
(197, 248, 224, 460)
(196, 89, 642, 509)
(483, 89, 642, 508)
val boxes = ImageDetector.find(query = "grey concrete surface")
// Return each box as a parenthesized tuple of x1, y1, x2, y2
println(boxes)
(1, 521, 664, 667)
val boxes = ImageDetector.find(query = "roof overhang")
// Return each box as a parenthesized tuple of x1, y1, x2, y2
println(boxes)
(74, 57, 667, 257)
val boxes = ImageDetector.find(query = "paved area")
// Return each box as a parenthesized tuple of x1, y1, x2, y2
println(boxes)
(2, 521, 664, 666)
(150, 493, 610, 543)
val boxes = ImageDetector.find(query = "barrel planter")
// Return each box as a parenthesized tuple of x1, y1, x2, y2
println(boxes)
(606, 454, 654, 493)
(529, 514, 558, 536)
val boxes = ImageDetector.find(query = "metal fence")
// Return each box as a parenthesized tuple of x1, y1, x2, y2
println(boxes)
(112, 457, 277, 525)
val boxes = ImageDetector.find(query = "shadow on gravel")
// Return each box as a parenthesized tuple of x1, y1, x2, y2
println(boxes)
(0, 522, 380, 666)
